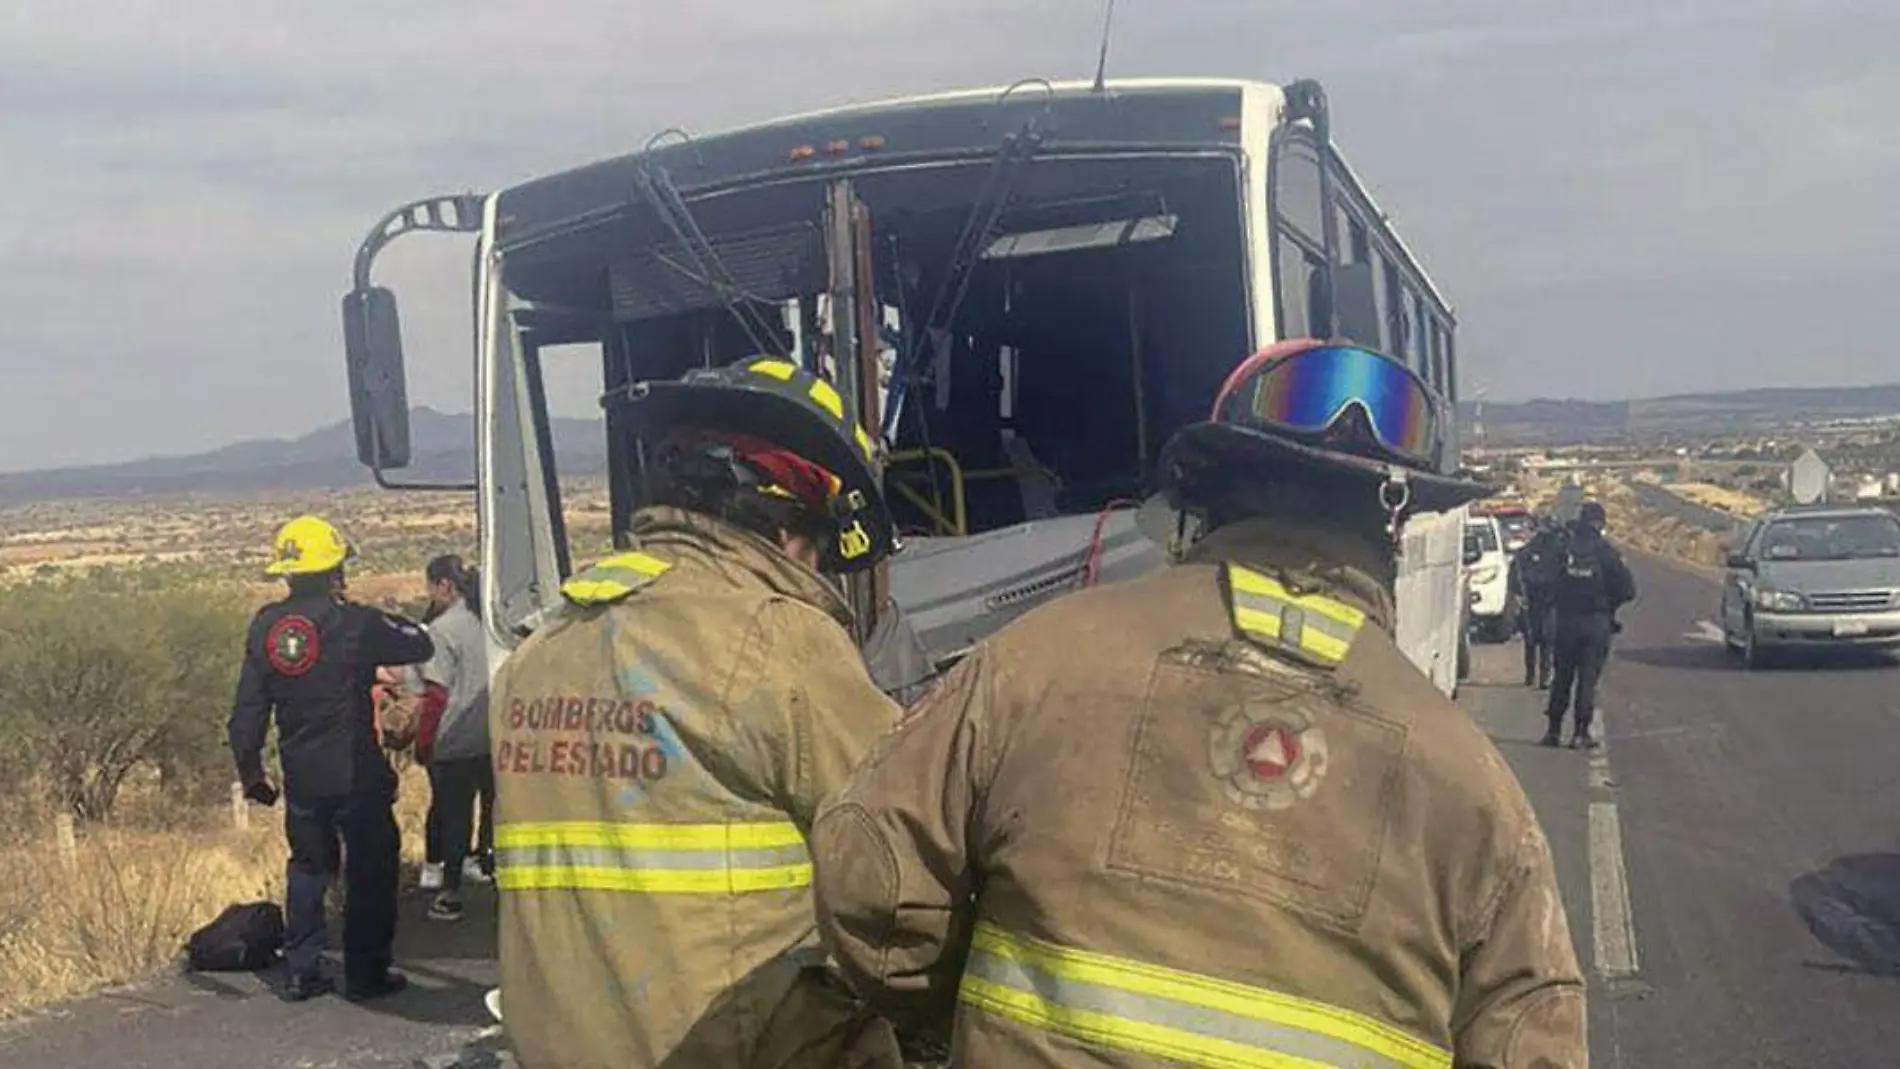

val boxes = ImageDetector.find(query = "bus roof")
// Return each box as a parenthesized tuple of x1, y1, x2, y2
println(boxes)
(494, 78, 1270, 245)
(489, 75, 1451, 317)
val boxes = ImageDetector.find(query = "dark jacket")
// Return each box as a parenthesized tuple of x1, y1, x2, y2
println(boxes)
(229, 593, 435, 801)
(1551, 524, 1637, 618)
(1511, 527, 1566, 605)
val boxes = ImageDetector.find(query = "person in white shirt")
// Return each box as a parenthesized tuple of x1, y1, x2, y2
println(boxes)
(416, 554, 492, 920)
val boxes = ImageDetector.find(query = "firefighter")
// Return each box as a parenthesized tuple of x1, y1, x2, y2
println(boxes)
(811, 339, 1587, 1067)
(489, 356, 907, 1069)
(228, 515, 435, 1002)
(1543, 499, 1637, 749)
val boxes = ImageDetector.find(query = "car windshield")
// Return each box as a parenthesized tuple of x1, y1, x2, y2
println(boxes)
(1466, 523, 1500, 553)
(1758, 514, 1900, 561)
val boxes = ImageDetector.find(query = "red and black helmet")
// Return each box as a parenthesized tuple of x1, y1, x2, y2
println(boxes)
(610, 355, 895, 573)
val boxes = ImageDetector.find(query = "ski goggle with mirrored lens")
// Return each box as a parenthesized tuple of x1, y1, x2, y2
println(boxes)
(1215, 343, 1440, 466)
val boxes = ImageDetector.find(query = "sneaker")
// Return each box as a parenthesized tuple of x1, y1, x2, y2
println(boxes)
(419, 863, 445, 891)
(1539, 731, 1561, 748)
(463, 856, 494, 885)
(282, 972, 335, 1003)
(344, 971, 409, 1002)
(1571, 734, 1600, 751)
(428, 892, 465, 922)
(483, 987, 504, 1023)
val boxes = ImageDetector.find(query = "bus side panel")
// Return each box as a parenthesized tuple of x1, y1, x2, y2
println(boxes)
(1394, 506, 1469, 697)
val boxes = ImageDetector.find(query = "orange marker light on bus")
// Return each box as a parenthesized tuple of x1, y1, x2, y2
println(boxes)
(858, 135, 887, 150)
(789, 145, 817, 161)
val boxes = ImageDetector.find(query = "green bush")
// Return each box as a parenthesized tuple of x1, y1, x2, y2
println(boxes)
(0, 585, 250, 822)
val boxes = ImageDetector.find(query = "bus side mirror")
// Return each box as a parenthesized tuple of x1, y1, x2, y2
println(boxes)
(342, 286, 412, 470)
(1331, 263, 1382, 349)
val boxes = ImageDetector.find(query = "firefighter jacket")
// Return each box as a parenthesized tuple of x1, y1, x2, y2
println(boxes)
(229, 592, 434, 802)
(812, 518, 1588, 1068)
(490, 506, 907, 1069)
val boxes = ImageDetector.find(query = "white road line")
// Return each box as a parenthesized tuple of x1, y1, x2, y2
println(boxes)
(1588, 800, 1640, 979)
(1681, 619, 1725, 644)
(1588, 709, 1615, 791)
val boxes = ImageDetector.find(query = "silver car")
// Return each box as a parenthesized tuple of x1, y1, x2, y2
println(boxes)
(1720, 504, 1900, 668)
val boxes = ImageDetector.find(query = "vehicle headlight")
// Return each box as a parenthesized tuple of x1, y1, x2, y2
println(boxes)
(1753, 587, 1804, 612)
(1471, 566, 1499, 584)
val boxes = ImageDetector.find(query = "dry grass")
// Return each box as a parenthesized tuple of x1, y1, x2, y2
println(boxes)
(1669, 481, 1769, 517)
(0, 762, 443, 1021)
(1597, 481, 1729, 569)
(0, 819, 286, 1019)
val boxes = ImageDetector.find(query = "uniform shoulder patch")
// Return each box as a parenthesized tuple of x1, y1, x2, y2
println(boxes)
(561, 551, 674, 607)
(1222, 563, 1366, 670)
(265, 614, 320, 676)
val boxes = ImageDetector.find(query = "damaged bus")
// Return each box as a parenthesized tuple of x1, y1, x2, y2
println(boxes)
(341, 76, 1471, 698)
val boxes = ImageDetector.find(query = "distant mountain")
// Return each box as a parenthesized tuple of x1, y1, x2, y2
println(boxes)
(1459, 383, 1900, 446)
(7, 379, 1899, 504)
(0, 408, 607, 505)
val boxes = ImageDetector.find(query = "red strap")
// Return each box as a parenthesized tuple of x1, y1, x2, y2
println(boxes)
(415, 682, 448, 764)
(667, 430, 841, 512)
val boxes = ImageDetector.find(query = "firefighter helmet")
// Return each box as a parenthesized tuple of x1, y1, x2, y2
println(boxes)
(610, 356, 895, 573)
(264, 515, 355, 576)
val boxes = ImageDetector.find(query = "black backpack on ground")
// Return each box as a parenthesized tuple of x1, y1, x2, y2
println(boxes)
(185, 901, 285, 972)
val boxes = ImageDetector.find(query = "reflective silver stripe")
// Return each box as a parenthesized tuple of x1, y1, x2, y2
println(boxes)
(960, 924, 1450, 1069)
(497, 841, 811, 872)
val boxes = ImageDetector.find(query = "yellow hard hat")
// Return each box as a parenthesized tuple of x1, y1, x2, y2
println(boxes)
(265, 515, 354, 576)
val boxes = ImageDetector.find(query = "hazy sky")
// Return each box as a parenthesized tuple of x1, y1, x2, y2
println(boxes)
(2, 0, 1895, 471)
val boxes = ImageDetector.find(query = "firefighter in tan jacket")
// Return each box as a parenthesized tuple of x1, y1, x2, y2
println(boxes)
(490, 356, 907, 1069)
(812, 340, 1588, 1068)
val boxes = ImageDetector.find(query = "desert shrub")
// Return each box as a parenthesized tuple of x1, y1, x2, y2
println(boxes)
(0, 585, 250, 821)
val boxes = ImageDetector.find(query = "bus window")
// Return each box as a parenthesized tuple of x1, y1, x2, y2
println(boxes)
(1340, 207, 1369, 265)
(1439, 324, 1457, 402)
(1277, 235, 1320, 337)
(1272, 137, 1326, 241)
(1381, 258, 1406, 359)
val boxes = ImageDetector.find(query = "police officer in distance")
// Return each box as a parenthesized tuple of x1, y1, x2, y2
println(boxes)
(1511, 513, 1566, 689)
(1542, 499, 1636, 749)
(489, 355, 907, 1069)
(228, 515, 434, 1002)
(812, 339, 1587, 1067)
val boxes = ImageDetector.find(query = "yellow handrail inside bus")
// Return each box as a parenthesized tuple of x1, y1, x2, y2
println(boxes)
(887, 448, 967, 536)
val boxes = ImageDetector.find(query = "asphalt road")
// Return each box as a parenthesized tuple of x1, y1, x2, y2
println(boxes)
(1463, 551, 1900, 1068)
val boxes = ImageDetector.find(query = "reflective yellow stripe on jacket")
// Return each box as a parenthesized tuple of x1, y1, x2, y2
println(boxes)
(959, 923, 1451, 1069)
(561, 551, 673, 606)
(495, 821, 812, 895)
(1225, 564, 1366, 668)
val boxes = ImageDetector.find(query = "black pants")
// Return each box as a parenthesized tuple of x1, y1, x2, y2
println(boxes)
(283, 793, 400, 988)
(431, 758, 493, 892)
(423, 764, 444, 866)
(1546, 614, 1614, 736)
(1521, 601, 1555, 685)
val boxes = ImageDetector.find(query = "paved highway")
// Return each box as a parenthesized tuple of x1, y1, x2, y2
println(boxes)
(1465, 551, 1900, 1067)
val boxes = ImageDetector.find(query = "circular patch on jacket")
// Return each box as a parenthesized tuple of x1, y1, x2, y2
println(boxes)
(1209, 704, 1329, 812)
(265, 615, 320, 676)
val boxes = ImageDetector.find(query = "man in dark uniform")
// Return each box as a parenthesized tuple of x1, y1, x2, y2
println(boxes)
(1543, 500, 1636, 749)
(1510, 514, 1564, 689)
(229, 515, 435, 1002)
